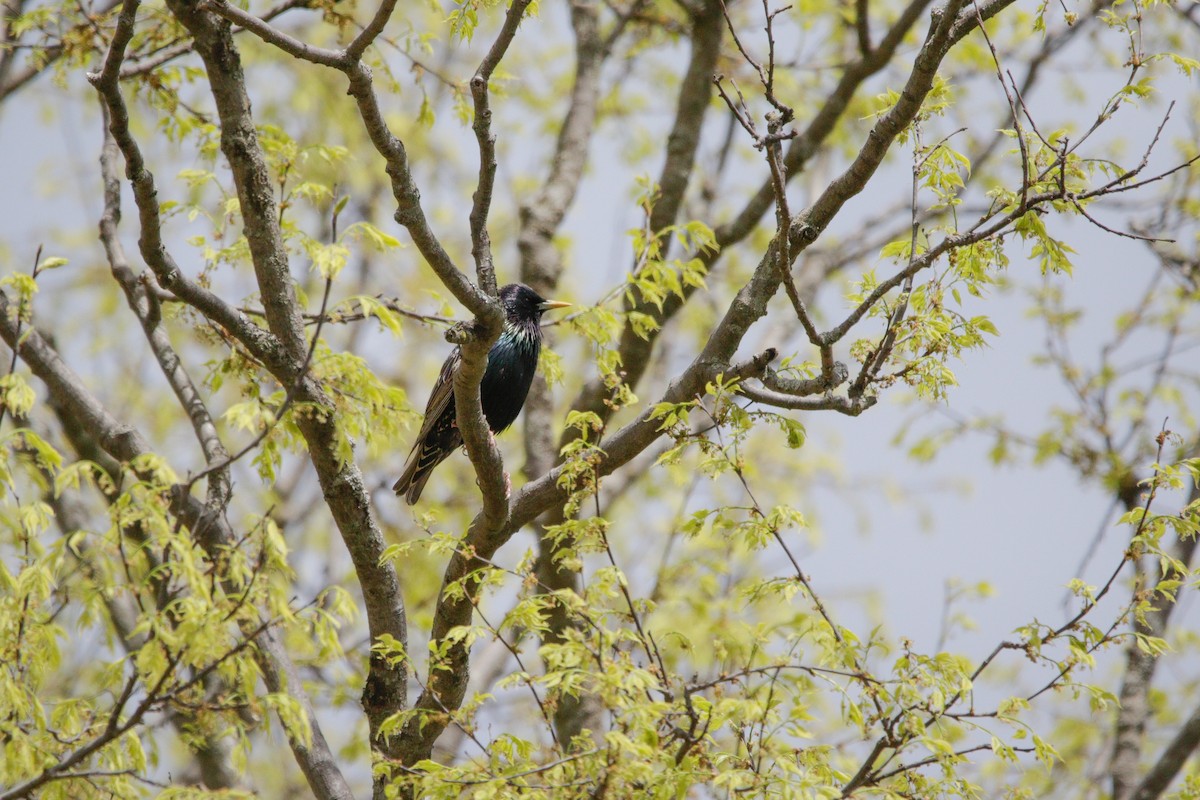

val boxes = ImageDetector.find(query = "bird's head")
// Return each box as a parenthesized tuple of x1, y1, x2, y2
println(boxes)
(499, 283, 571, 324)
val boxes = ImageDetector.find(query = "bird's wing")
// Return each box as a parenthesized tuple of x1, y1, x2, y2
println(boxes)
(409, 346, 460, 450)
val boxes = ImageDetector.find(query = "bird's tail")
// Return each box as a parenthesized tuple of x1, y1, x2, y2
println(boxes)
(392, 444, 438, 505)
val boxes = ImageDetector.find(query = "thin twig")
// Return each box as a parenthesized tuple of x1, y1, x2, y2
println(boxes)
(0, 244, 43, 431)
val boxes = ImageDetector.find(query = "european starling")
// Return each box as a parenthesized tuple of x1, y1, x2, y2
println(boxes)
(393, 283, 571, 504)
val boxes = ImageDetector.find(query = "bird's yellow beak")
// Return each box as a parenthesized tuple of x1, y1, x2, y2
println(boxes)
(538, 299, 572, 311)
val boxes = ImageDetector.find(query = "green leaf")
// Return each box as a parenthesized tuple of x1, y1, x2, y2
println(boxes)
(35, 256, 68, 272)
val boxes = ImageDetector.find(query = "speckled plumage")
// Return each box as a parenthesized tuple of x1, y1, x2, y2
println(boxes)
(393, 283, 568, 504)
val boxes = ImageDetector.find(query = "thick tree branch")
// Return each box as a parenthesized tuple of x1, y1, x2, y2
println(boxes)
(254, 628, 356, 800)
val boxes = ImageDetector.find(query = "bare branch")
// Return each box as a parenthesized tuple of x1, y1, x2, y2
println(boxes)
(97, 106, 233, 515)
(738, 382, 877, 414)
(195, 0, 344, 65)
(468, 0, 535, 296)
(854, 0, 871, 54)
(344, 0, 397, 61)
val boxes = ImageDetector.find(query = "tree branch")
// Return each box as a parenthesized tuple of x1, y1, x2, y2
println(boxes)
(468, 0, 534, 297)
(97, 106, 233, 516)
(564, 0, 937, 442)
(738, 382, 876, 414)
(517, 0, 606, 291)
(0, 0, 122, 102)
(514, 0, 610, 744)
(117, 0, 314, 78)
(1132, 703, 1200, 800)
(1113, 471, 1200, 800)
(855, 0, 871, 54)
(94, 0, 410, 774)
(397, 0, 1039, 762)
(0, 297, 356, 800)
(86, 2, 288, 375)
(198, 0, 494, 317)
(563, 0, 724, 434)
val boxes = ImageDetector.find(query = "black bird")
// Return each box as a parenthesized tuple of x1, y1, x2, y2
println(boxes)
(393, 283, 571, 504)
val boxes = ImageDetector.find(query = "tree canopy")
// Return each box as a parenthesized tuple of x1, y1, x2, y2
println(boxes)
(0, 0, 1199, 796)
